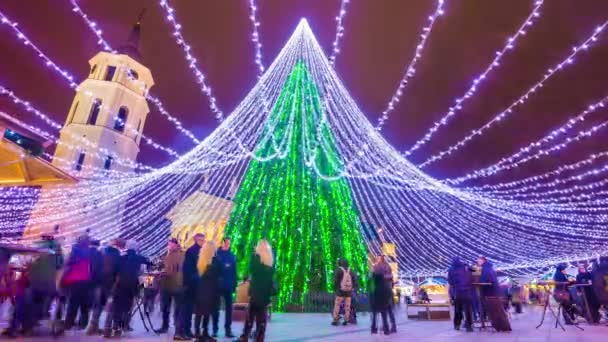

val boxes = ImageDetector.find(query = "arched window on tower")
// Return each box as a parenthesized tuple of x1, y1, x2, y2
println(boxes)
(88, 99, 102, 125)
(104, 156, 113, 171)
(136, 119, 142, 134)
(105, 66, 116, 81)
(114, 106, 128, 132)
(90, 64, 97, 76)
(74, 152, 86, 171)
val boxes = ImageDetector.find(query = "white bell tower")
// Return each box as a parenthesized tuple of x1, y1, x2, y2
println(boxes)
(23, 15, 154, 241)
(54, 18, 154, 176)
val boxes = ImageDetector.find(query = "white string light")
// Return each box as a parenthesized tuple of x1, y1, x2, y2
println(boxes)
(328, 0, 350, 65)
(376, 0, 446, 131)
(405, 0, 545, 155)
(419, 20, 608, 167)
(247, 0, 265, 77)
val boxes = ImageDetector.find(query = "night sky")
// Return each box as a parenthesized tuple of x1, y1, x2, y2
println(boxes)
(2, 0, 608, 185)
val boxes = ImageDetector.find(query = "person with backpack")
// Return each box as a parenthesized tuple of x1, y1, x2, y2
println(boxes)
(331, 258, 356, 326)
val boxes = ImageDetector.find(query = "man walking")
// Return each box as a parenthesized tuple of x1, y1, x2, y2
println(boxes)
(212, 237, 237, 338)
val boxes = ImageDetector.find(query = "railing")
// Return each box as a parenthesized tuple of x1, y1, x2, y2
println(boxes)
(278, 291, 371, 313)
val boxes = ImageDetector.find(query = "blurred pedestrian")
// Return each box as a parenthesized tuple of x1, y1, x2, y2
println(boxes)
(158, 238, 184, 334)
(176, 233, 205, 340)
(447, 257, 474, 332)
(235, 240, 275, 342)
(194, 241, 220, 341)
(212, 237, 237, 338)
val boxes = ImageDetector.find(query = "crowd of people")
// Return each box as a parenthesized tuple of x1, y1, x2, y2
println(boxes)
(446, 255, 608, 333)
(1, 232, 276, 342)
(3, 231, 607, 340)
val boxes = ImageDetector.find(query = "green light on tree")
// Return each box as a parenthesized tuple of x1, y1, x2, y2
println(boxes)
(225, 61, 368, 310)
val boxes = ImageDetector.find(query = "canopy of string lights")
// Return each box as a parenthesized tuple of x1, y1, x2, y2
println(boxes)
(1, 1, 608, 306)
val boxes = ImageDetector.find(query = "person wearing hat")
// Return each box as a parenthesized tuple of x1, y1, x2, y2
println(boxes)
(104, 239, 151, 338)
(89, 238, 124, 335)
(158, 238, 185, 334)
(553, 264, 577, 324)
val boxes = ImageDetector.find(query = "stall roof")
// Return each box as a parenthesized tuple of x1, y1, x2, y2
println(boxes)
(0, 112, 76, 187)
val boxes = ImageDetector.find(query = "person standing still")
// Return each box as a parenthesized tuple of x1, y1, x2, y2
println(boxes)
(158, 238, 185, 334)
(235, 240, 275, 342)
(447, 257, 474, 332)
(212, 237, 237, 338)
(177, 233, 205, 340)
(331, 258, 355, 326)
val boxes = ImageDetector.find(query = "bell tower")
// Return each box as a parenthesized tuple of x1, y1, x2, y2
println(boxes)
(54, 14, 154, 176)
(23, 14, 154, 241)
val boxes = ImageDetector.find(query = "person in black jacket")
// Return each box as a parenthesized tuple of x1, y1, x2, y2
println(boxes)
(477, 256, 499, 298)
(576, 263, 600, 323)
(76, 239, 101, 330)
(212, 237, 237, 338)
(104, 240, 151, 338)
(176, 233, 205, 340)
(93, 238, 125, 335)
(553, 264, 577, 324)
(235, 240, 275, 342)
(448, 257, 474, 332)
(194, 241, 221, 342)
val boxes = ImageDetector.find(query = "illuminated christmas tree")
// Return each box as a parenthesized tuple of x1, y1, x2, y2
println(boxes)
(224, 61, 368, 309)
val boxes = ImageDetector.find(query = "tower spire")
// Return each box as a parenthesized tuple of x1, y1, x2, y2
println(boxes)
(118, 8, 146, 61)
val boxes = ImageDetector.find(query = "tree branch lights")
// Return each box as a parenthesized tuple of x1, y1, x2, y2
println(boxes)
(247, 0, 265, 77)
(419, 20, 608, 167)
(328, 0, 350, 65)
(405, 0, 544, 155)
(224, 62, 368, 309)
(376, 0, 445, 131)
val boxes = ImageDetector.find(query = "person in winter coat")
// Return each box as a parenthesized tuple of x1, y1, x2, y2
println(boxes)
(62, 234, 92, 330)
(158, 238, 185, 334)
(78, 239, 102, 329)
(331, 258, 356, 326)
(212, 237, 237, 338)
(553, 264, 577, 324)
(477, 256, 500, 297)
(193, 241, 221, 342)
(104, 240, 151, 338)
(447, 257, 474, 332)
(370, 270, 391, 335)
(28, 234, 63, 321)
(576, 264, 600, 323)
(90, 238, 124, 335)
(177, 233, 205, 340)
(372, 255, 397, 333)
(592, 257, 608, 310)
(235, 239, 275, 342)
